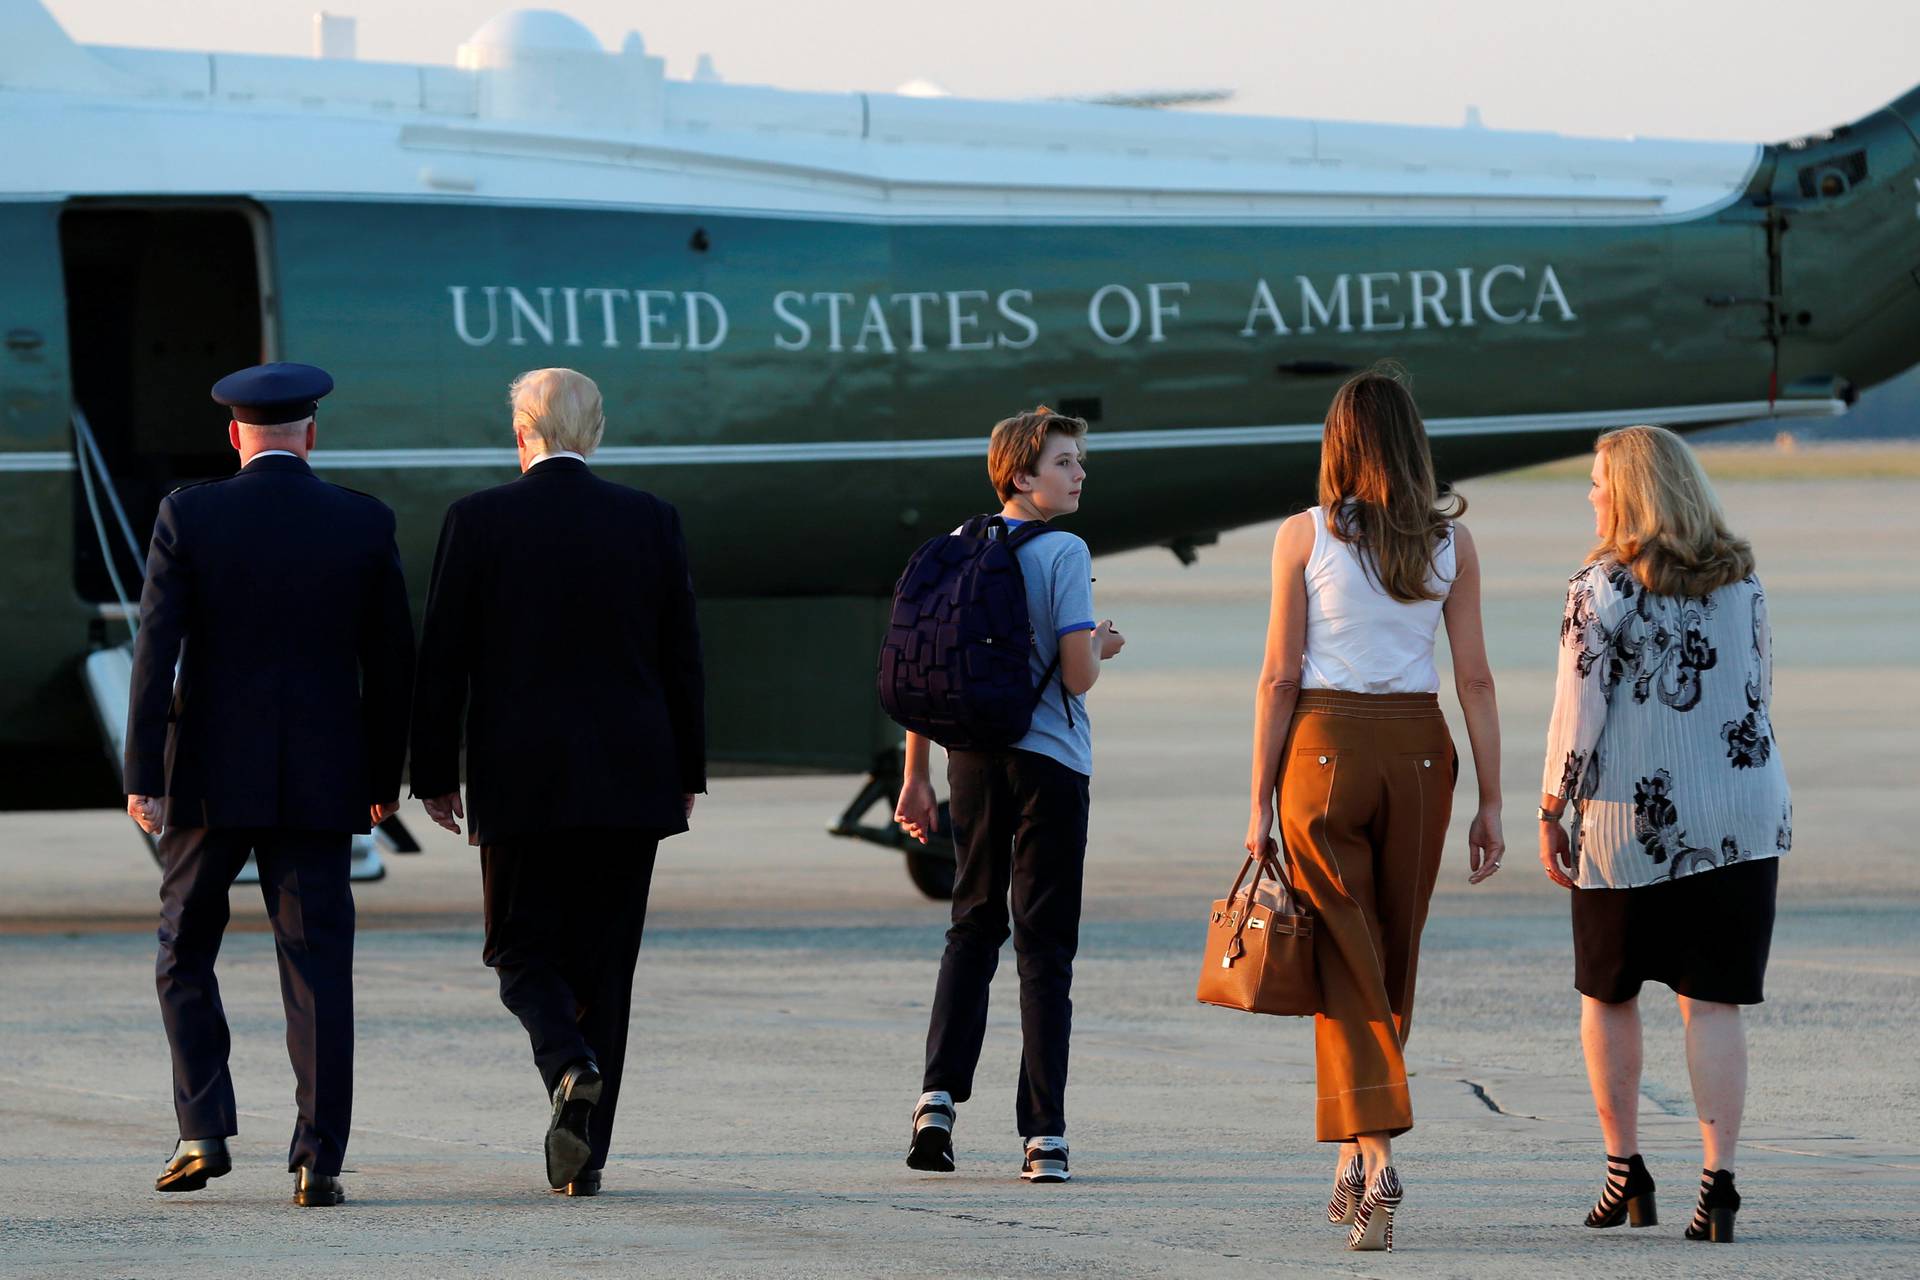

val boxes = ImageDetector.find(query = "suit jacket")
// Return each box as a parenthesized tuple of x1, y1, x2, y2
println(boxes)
(124, 454, 415, 833)
(408, 457, 706, 844)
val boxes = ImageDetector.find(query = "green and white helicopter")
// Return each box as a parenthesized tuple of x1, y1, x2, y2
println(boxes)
(2, 0, 1914, 894)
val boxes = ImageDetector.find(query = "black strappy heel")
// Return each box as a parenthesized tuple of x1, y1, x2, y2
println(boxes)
(1685, 1168, 1740, 1242)
(1585, 1152, 1658, 1228)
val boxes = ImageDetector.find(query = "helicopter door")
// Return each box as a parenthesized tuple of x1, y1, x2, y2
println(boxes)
(59, 202, 272, 602)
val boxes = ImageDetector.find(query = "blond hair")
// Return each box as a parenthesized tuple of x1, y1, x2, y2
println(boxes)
(987, 406, 1087, 503)
(509, 368, 605, 456)
(1589, 425, 1754, 596)
(1318, 365, 1464, 603)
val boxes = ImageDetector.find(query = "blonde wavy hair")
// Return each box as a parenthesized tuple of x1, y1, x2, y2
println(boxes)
(1589, 425, 1754, 596)
(1318, 365, 1464, 603)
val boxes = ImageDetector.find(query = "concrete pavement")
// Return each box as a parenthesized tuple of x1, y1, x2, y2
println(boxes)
(1, 466, 1915, 1277)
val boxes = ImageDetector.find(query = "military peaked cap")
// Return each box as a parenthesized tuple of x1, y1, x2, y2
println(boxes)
(211, 362, 335, 425)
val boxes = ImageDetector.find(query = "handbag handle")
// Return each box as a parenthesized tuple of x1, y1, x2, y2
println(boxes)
(1223, 847, 1304, 926)
(1259, 829, 1306, 917)
(1261, 849, 1304, 918)
(1222, 849, 1264, 907)
(1219, 850, 1297, 961)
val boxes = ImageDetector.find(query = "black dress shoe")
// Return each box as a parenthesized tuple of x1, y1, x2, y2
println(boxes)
(155, 1138, 232, 1193)
(553, 1169, 602, 1197)
(292, 1168, 346, 1207)
(545, 1060, 603, 1190)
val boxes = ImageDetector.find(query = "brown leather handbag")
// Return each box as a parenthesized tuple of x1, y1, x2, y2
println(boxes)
(1196, 849, 1319, 1016)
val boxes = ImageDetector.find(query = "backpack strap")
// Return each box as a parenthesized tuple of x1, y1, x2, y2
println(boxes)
(1038, 646, 1074, 729)
(1034, 648, 1064, 700)
(1003, 517, 1060, 549)
(1009, 520, 1079, 727)
(962, 514, 1077, 725)
(959, 513, 1063, 548)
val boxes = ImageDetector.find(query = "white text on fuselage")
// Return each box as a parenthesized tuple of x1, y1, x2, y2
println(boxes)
(446, 266, 1576, 353)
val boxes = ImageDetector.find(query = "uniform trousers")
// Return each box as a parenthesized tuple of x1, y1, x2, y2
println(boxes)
(1278, 691, 1454, 1143)
(154, 826, 355, 1175)
(923, 748, 1090, 1139)
(480, 830, 659, 1172)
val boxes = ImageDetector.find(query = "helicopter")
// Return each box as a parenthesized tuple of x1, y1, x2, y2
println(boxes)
(2, 0, 1914, 895)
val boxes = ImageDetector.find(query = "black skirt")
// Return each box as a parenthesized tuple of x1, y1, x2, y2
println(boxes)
(1572, 857, 1779, 1005)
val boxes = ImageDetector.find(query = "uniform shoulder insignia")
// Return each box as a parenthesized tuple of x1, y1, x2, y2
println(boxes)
(164, 475, 232, 499)
(326, 481, 397, 520)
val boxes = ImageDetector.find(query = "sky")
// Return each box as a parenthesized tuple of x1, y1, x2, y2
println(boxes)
(37, 0, 1920, 143)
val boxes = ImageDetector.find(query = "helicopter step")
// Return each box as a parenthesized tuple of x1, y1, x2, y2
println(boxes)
(81, 642, 412, 882)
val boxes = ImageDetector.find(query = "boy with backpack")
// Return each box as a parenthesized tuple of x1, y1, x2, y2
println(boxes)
(886, 406, 1125, 1183)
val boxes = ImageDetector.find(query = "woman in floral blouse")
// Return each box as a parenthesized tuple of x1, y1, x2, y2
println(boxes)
(1539, 425, 1789, 1246)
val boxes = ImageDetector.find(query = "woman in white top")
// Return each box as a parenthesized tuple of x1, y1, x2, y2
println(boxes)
(1246, 368, 1505, 1252)
(1539, 426, 1789, 1244)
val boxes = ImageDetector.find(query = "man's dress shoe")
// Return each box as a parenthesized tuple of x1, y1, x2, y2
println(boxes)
(545, 1060, 603, 1190)
(554, 1169, 602, 1197)
(155, 1138, 231, 1193)
(292, 1167, 346, 1207)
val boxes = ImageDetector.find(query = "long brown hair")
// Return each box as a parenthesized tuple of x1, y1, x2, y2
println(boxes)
(1589, 425, 1753, 596)
(1317, 366, 1464, 603)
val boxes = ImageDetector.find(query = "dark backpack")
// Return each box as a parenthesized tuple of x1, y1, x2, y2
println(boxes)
(877, 515, 1069, 750)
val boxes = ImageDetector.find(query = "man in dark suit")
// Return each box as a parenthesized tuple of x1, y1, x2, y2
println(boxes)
(409, 367, 705, 1197)
(126, 362, 414, 1208)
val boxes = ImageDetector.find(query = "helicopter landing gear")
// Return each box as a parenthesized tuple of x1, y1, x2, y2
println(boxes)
(829, 747, 957, 901)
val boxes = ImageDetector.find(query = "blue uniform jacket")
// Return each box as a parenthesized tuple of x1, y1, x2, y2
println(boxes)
(123, 454, 415, 833)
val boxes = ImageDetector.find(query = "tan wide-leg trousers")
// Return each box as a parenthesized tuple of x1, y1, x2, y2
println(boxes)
(1279, 691, 1454, 1143)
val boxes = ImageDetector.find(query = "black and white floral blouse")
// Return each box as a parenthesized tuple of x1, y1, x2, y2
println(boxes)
(1542, 560, 1792, 890)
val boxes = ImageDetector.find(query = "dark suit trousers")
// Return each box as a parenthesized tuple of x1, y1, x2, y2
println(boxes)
(155, 827, 355, 1175)
(923, 749, 1090, 1139)
(481, 831, 660, 1171)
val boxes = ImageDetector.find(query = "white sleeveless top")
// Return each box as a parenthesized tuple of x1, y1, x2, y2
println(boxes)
(1301, 505, 1456, 694)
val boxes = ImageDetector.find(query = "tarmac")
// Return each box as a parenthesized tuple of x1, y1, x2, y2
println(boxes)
(1, 465, 1916, 1278)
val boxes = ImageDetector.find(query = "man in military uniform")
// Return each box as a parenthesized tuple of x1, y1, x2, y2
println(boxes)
(125, 362, 414, 1208)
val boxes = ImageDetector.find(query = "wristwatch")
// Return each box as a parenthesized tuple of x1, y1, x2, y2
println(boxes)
(1536, 804, 1566, 823)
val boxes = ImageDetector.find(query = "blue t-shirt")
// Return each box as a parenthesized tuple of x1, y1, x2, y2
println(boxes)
(1003, 519, 1097, 777)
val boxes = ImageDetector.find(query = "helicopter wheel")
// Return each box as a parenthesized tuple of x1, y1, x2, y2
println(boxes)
(904, 847, 957, 900)
(902, 800, 958, 901)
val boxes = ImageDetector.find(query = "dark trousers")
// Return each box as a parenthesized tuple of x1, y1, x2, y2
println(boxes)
(481, 830, 660, 1171)
(923, 748, 1090, 1138)
(155, 826, 355, 1175)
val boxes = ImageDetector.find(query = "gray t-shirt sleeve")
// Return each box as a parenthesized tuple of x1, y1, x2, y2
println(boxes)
(1047, 537, 1096, 638)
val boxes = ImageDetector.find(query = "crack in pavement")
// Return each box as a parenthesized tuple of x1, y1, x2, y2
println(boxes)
(856, 1200, 1097, 1237)
(1459, 1078, 1541, 1120)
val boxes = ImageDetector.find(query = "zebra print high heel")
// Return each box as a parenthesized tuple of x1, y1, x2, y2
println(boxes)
(1326, 1153, 1366, 1225)
(1585, 1152, 1657, 1228)
(1346, 1166, 1402, 1252)
(1684, 1168, 1740, 1242)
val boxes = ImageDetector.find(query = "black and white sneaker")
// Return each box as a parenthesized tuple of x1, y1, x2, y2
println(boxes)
(907, 1090, 956, 1172)
(1021, 1137, 1070, 1183)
